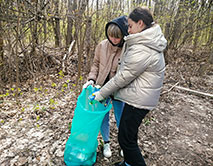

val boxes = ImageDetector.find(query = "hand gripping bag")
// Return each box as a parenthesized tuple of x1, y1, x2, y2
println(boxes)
(64, 85, 112, 166)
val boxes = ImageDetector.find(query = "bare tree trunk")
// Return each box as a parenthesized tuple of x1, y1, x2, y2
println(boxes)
(31, 1, 39, 54)
(0, 33, 3, 64)
(193, 0, 203, 50)
(128, 0, 131, 13)
(168, 0, 184, 49)
(164, 23, 170, 40)
(4, 1, 13, 87)
(0, 16, 4, 89)
(66, 0, 74, 47)
(15, 0, 20, 102)
(41, 0, 47, 43)
(153, 0, 161, 17)
(107, 0, 111, 21)
(164, 22, 170, 64)
(54, 0, 61, 47)
(94, 0, 99, 46)
(75, 0, 87, 85)
(137, 0, 143, 5)
(181, 0, 198, 47)
(207, 12, 213, 46)
(148, 0, 151, 8)
(0, 9, 3, 62)
(28, 0, 39, 84)
(85, 16, 92, 74)
(193, 24, 201, 50)
(119, 0, 123, 12)
(84, 0, 92, 74)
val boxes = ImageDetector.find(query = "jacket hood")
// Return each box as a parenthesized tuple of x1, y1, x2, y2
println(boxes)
(124, 24, 167, 52)
(105, 15, 128, 47)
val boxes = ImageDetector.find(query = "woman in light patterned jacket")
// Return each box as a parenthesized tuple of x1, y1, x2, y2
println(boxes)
(93, 7, 167, 166)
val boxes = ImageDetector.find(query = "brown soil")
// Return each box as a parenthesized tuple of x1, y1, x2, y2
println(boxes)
(0, 49, 212, 166)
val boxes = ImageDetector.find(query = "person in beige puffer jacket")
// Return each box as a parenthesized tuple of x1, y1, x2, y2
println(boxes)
(93, 7, 167, 166)
(83, 16, 128, 158)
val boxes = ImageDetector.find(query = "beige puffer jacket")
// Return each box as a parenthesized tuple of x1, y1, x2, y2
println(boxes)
(99, 24, 167, 110)
(87, 39, 122, 86)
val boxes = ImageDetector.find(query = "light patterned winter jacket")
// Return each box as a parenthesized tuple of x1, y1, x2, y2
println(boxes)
(99, 24, 167, 110)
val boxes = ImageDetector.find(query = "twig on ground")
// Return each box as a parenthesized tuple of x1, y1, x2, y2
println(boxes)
(161, 82, 179, 95)
(162, 82, 213, 98)
(174, 86, 213, 98)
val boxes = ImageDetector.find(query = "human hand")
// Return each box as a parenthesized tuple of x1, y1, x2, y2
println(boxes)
(83, 80, 94, 89)
(93, 91, 104, 101)
(94, 85, 101, 89)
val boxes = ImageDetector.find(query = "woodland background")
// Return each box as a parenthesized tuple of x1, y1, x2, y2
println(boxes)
(0, 0, 212, 92)
(0, 0, 213, 166)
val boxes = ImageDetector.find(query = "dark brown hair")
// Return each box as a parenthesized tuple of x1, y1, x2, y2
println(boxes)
(129, 7, 154, 28)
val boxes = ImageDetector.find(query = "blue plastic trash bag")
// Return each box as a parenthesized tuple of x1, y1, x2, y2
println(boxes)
(64, 85, 112, 166)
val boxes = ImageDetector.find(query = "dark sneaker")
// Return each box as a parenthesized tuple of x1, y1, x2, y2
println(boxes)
(114, 161, 126, 166)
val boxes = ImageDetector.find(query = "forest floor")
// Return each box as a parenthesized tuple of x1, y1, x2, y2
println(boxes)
(0, 49, 212, 166)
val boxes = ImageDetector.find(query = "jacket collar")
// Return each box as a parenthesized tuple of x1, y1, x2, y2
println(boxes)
(124, 24, 167, 52)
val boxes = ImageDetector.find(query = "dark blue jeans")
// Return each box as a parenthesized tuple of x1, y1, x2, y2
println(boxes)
(118, 103, 149, 166)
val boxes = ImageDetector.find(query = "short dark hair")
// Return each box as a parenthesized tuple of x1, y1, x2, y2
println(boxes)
(129, 7, 154, 28)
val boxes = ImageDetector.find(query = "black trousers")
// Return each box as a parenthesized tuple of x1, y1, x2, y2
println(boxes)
(118, 103, 149, 166)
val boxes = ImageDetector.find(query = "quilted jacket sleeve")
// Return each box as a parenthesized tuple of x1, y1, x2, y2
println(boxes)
(99, 45, 151, 98)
